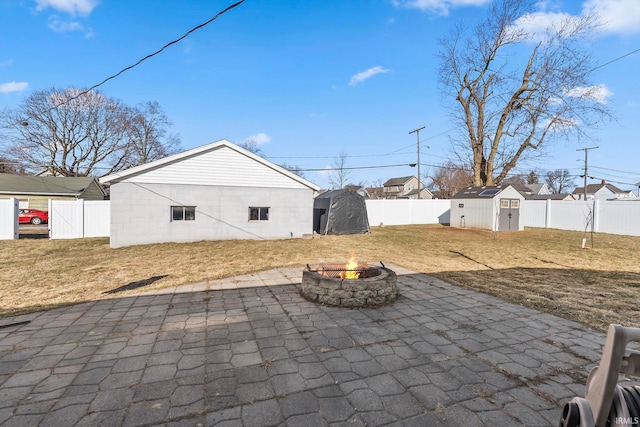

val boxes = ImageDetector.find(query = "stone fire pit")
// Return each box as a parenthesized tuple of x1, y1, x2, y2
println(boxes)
(301, 262, 397, 308)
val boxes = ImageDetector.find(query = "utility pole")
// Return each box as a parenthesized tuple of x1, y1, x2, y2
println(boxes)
(576, 146, 598, 200)
(409, 126, 425, 199)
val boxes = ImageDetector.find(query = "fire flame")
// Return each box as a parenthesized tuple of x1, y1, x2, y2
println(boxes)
(340, 255, 360, 280)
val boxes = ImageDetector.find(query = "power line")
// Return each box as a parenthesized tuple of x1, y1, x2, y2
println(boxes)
(590, 47, 640, 73)
(587, 176, 639, 187)
(53, 0, 245, 108)
(297, 163, 416, 172)
(590, 165, 640, 176)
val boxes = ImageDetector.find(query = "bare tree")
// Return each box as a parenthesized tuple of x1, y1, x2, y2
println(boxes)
(0, 87, 180, 176)
(438, 0, 609, 186)
(0, 157, 24, 174)
(328, 151, 351, 189)
(526, 170, 539, 184)
(238, 140, 265, 157)
(502, 175, 526, 185)
(545, 168, 575, 194)
(279, 162, 305, 178)
(428, 162, 473, 199)
(123, 101, 181, 168)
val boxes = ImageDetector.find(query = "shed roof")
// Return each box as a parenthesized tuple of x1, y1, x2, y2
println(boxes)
(451, 185, 515, 199)
(0, 173, 104, 197)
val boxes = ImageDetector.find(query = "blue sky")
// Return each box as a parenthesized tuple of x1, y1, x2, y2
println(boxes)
(1, 0, 639, 191)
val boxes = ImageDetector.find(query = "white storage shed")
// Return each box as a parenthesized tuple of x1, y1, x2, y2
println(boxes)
(100, 140, 320, 248)
(450, 185, 525, 231)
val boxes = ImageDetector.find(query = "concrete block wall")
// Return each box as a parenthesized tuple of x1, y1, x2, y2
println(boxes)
(109, 182, 314, 248)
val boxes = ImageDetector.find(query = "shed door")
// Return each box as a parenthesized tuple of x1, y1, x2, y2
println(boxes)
(498, 199, 520, 231)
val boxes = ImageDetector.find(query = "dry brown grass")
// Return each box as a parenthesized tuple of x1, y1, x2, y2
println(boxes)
(2, 225, 639, 330)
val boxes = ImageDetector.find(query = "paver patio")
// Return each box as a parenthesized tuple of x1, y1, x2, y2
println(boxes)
(0, 265, 613, 426)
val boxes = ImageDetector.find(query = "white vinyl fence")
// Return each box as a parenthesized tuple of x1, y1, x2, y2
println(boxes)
(48, 199, 110, 239)
(364, 198, 640, 238)
(0, 198, 19, 240)
(365, 199, 451, 226)
(522, 199, 640, 237)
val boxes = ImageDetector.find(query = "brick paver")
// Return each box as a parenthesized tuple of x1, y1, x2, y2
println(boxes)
(0, 265, 615, 426)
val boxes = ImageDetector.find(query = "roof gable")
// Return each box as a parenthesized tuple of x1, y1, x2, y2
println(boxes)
(100, 139, 320, 191)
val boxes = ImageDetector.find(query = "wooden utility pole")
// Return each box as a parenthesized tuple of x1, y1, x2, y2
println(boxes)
(409, 126, 425, 199)
(576, 146, 598, 200)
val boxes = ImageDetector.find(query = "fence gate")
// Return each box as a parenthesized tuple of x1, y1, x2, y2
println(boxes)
(49, 199, 110, 239)
(499, 198, 520, 231)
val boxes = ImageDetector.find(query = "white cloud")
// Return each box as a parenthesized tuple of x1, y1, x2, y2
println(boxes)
(349, 66, 390, 86)
(511, 11, 580, 41)
(48, 16, 83, 32)
(392, 0, 490, 16)
(512, 0, 640, 39)
(244, 132, 271, 145)
(0, 82, 29, 94)
(35, 0, 99, 16)
(0, 58, 14, 67)
(565, 84, 613, 104)
(583, 0, 640, 35)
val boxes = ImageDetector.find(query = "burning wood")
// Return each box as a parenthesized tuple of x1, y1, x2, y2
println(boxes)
(316, 255, 368, 280)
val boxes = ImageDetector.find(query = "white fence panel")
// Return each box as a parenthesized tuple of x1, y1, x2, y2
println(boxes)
(49, 199, 110, 239)
(523, 200, 548, 228)
(593, 200, 640, 236)
(549, 200, 596, 232)
(0, 198, 19, 240)
(523, 199, 640, 237)
(83, 201, 110, 238)
(49, 199, 83, 239)
(365, 199, 451, 226)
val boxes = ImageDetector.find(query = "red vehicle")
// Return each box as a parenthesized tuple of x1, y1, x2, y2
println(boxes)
(18, 209, 49, 225)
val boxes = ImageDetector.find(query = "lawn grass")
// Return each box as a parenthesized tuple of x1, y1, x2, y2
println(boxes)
(2, 225, 639, 331)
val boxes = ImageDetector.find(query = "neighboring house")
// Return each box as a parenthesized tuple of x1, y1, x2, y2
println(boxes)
(382, 176, 432, 199)
(0, 173, 107, 211)
(99, 139, 320, 248)
(365, 187, 384, 199)
(344, 185, 370, 199)
(526, 193, 575, 201)
(572, 181, 636, 200)
(512, 183, 550, 196)
(450, 185, 525, 231)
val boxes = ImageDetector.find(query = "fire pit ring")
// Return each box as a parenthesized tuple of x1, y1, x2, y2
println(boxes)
(301, 262, 397, 308)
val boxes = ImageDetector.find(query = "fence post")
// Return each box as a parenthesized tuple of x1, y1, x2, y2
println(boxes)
(48, 198, 52, 239)
(77, 199, 85, 238)
(545, 199, 552, 228)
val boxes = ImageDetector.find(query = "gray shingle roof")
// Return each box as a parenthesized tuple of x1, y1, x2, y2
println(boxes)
(0, 173, 101, 196)
(383, 176, 414, 187)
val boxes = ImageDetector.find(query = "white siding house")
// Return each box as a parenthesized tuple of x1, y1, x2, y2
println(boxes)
(100, 140, 320, 248)
(450, 185, 525, 231)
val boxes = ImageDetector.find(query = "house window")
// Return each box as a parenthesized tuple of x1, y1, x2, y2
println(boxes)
(171, 206, 196, 221)
(500, 199, 510, 209)
(249, 207, 269, 221)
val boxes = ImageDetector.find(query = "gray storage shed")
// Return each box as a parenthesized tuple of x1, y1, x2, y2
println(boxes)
(450, 185, 524, 231)
(313, 189, 370, 235)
